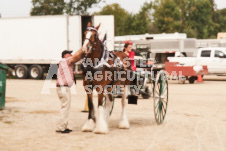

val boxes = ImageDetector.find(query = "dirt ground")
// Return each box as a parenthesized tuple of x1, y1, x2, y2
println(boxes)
(1, 75, 226, 151)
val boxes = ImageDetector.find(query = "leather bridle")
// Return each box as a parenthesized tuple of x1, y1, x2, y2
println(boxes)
(84, 27, 99, 51)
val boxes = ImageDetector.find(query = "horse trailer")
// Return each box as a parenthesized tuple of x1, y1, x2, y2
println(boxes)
(0, 15, 114, 79)
(196, 39, 226, 48)
(115, 38, 197, 71)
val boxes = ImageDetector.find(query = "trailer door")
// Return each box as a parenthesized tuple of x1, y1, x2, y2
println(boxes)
(81, 16, 92, 46)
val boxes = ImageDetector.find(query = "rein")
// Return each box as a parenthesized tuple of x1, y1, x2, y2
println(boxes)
(82, 27, 125, 75)
(84, 28, 99, 52)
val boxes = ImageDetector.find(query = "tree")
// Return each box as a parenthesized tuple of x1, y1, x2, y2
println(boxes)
(30, 0, 65, 16)
(95, 2, 152, 36)
(187, 0, 219, 38)
(153, 0, 184, 33)
(94, 3, 129, 36)
(65, 0, 101, 15)
(153, 0, 219, 38)
(215, 8, 226, 32)
(131, 2, 153, 34)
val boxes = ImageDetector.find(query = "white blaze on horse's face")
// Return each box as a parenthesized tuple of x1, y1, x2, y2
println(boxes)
(82, 31, 92, 54)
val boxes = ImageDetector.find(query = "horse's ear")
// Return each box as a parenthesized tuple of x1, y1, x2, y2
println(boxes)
(95, 23, 101, 30)
(87, 22, 92, 27)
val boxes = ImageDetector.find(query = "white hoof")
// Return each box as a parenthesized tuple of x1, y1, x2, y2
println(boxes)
(81, 119, 95, 132)
(94, 120, 108, 134)
(118, 119, 130, 129)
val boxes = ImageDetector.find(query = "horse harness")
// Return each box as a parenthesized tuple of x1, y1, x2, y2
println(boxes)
(81, 27, 130, 85)
(81, 45, 128, 85)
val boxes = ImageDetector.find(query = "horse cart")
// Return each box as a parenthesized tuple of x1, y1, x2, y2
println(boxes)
(105, 65, 169, 125)
(81, 23, 169, 134)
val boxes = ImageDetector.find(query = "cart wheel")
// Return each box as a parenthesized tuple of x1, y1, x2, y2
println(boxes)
(153, 70, 169, 124)
(188, 76, 196, 84)
(103, 89, 115, 116)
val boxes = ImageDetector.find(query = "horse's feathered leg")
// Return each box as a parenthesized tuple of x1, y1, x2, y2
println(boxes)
(118, 85, 130, 129)
(94, 89, 108, 134)
(105, 87, 113, 121)
(105, 93, 113, 121)
(81, 93, 95, 132)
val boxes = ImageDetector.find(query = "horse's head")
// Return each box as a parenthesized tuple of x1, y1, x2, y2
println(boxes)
(82, 22, 101, 54)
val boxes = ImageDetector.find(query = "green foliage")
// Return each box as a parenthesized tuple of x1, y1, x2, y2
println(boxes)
(215, 8, 226, 32)
(153, 0, 183, 33)
(30, 0, 65, 16)
(153, 0, 220, 39)
(95, 2, 152, 36)
(65, 0, 101, 15)
(29, 0, 226, 39)
(187, 0, 219, 38)
(30, 0, 101, 16)
(132, 2, 152, 34)
(94, 3, 129, 36)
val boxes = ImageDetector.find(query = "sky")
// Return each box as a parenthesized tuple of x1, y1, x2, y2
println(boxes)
(0, 0, 226, 18)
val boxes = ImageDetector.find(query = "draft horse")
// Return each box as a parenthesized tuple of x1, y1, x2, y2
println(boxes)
(81, 23, 132, 134)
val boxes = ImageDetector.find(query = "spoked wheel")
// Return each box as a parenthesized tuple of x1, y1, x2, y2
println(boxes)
(153, 70, 169, 124)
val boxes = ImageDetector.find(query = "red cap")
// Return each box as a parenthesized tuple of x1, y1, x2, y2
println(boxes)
(124, 40, 133, 45)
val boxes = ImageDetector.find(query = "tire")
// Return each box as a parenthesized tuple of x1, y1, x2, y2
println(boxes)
(28, 65, 43, 79)
(142, 87, 151, 99)
(188, 76, 196, 84)
(15, 65, 28, 79)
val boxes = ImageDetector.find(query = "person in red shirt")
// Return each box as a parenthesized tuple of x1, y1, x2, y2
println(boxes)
(123, 41, 136, 71)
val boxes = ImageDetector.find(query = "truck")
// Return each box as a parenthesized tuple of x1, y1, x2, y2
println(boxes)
(167, 47, 226, 75)
(0, 15, 114, 79)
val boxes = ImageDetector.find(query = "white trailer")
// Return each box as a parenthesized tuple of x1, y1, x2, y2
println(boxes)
(136, 38, 197, 55)
(114, 38, 197, 71)
(196, 39, 226, 48)
(114, 32, 187, 42)
(114, 33, 187, 51)
(0, 15, 114, 79)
